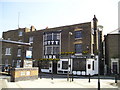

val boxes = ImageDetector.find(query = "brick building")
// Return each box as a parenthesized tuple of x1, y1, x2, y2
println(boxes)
(105, 33, 120, 75)
(2, 15, 103, 75)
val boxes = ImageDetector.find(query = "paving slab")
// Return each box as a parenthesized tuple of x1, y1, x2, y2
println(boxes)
(3, 78, 118, 88)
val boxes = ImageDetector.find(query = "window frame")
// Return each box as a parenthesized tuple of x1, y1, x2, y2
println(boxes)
(75, 44, 82, 53)
(18, 31, 23, 36)
(29, 36, 33, 43)
(75, 31, 82, 39)
(53, 46, 60, 54)
(47, 33, 52, 41)
(5, 48, 11, 55)
(17, 48, 21, 57)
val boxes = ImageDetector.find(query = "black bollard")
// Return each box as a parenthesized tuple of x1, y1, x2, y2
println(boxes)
(72, 72, 74, 82)
(39, 73, 42, 79)
(51, 70, 53, 80)
(88, 74, 91, 83)
(115, 74, 117, 83)
(51, 74, 53, 80)
(98, 79, 100, 90)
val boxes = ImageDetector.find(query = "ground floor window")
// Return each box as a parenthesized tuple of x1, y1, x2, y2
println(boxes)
(73, 58, 86, 71)
(16, 60, 21, 68)
(41, 61, 50, 69)
(5, 59, 8, 67)
(12, 60, 15, 67)
(62, 61, 68, 69)
(111, 62, 119, 74)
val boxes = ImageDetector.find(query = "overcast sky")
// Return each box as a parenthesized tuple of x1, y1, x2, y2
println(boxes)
(0, 0, 119, 38)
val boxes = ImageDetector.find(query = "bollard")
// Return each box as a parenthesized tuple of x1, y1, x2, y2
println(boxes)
(88, 74, 91, 83)
(70, 74, 71, 82)
(39, 73, 42, 79)
(72, 72, 74, 82)
(51, 70, 53, 80)
(115, 74, 117, 83)
(51, 75, 53, 80)
(67, 71, 69, 81)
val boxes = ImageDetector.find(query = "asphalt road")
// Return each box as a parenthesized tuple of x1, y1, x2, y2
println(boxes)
(39, 73, 118, 80)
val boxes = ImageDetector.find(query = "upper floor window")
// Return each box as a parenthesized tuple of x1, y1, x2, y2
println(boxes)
(53, 33, 60, 40)
(17, 49, 21, 57)
(45, 46, 52, 54)
(75, 44, 82, 53)
(5, 48, 11, 55)
(53, 46, 59, 54)
(44, 33, 60, 41)
(47, 33, 52, 40)
(19, 31, 23, 36)
(75, 31, 82, 38)
(29, 37, 33, 43)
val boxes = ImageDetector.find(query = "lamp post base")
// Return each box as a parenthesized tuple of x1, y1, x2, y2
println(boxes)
(98, 80, 100, 90)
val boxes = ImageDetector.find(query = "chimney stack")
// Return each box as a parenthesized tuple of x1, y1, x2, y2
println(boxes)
(30, 26, 36, 32)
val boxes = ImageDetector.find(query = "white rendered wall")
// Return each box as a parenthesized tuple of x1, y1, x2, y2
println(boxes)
(94, 56, 98, 75)
(57, 59, 71, 74)
(86, 56, 98, 75)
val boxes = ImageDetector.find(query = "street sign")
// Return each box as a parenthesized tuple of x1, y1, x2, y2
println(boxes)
(26, 50, 32, 59)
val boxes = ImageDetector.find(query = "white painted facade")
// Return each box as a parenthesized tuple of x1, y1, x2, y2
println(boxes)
(41, 56, 99, 76)
(57, 59, 71, 74)
(86, 56, 98, 75)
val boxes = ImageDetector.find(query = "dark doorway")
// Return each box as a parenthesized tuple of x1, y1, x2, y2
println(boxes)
(112, 62, 118, 74)
(52, 61, 57, 74)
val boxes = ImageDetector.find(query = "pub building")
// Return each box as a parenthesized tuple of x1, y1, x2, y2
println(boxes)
(2, 15, 103, 75)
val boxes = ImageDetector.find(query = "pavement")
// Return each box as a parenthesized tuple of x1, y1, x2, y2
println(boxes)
(5, 78, 120, 88)
(0, 76, 119, 89)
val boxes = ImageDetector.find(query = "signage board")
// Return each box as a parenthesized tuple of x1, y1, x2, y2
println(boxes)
(26, 50, 32, 59)
(23, 60, 32, 68)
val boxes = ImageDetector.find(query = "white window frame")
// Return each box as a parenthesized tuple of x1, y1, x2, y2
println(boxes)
(5, 59, 8, 66)
(45, 46, 53, 54)
(17, 49, 21, 57)
(111, 58, 119, 74)
(12, 60, 15, 67)
(19, 31, 23, 36)
(16, 60, 21, 68)
(29, 37, 33, 43)
(5, 48, 11, 55)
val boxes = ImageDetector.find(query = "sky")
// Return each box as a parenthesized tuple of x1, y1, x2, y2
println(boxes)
(0, 0, 119, 38)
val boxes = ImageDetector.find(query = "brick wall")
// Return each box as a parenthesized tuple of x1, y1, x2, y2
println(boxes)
(11, 67, 38, 82)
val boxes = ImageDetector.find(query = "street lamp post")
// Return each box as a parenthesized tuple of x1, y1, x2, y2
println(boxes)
(97, 25, 103, 90)
(67, 32, 73, 82)
(51, 60, 54, 80)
